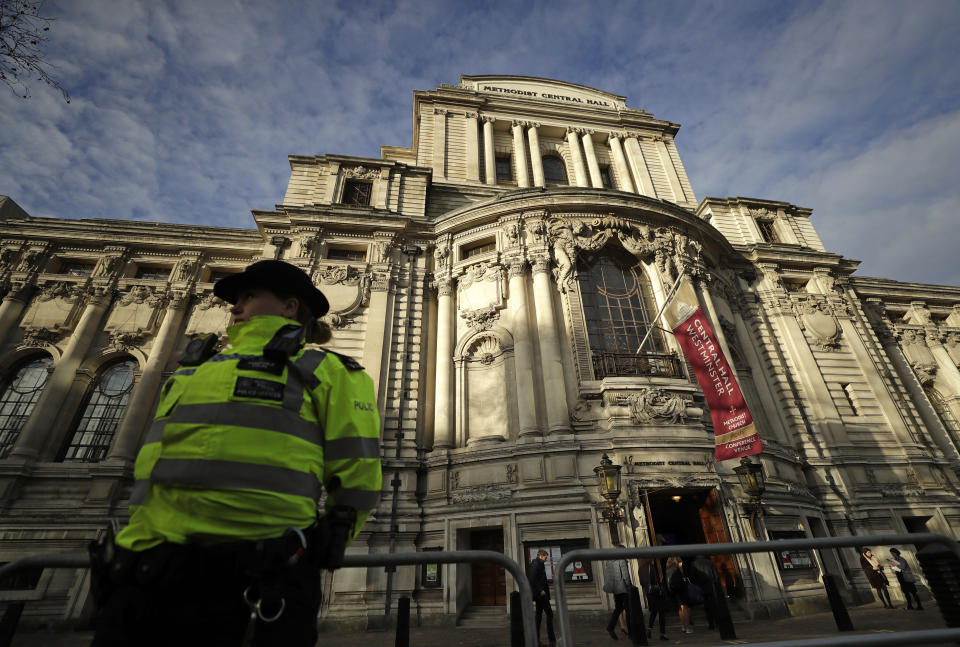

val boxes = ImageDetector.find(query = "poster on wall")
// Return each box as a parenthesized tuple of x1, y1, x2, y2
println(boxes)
(526, 544, 593, 582)
(663, 276, 762, 462)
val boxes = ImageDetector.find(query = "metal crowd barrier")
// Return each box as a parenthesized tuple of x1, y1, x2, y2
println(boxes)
(554, 532, 960, 647)
(0, 549, 538, 647)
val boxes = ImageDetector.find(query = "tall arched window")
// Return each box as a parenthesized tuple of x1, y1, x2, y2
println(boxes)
(577, 248, 682, 379)
(59, 359, 136, 462)
(542, 155, 567, 185)
(0, 356, 53, 459)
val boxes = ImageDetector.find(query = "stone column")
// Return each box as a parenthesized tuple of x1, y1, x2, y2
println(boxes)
(581, 131, 603, 188)
(432, 108, 447, 179)
(565, 128, 589, 187)
(512, 121, 530, 188)
(106, 291, 190, 462)
(361, 271, 397, 423)
(508, 261, 539, 438)
(10, 285, 113, 460)
(531, 254, 570, 434)
(0, 281, 30, 346)
(527, 123, 545, 188)
(623, 136, 655, 197)
(607, 133, 634, 192)
(653, 136, 688, 203)
(482, 116, 496, 186)
(928, 334, 960, 425)
(465, 112, 480, 182)
(433, 277, 455, 448)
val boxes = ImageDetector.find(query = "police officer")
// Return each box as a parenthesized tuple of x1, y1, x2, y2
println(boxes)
(91, 260, 382, 647)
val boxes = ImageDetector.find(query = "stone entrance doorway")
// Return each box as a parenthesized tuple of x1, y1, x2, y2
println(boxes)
(470, 528, 506, 606)
(646, 487, 744, 596)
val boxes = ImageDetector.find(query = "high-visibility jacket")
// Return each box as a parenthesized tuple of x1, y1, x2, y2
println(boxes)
(116, 315, 382, 551)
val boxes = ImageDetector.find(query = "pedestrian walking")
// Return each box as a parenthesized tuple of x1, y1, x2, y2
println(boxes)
(643, 559, 669, 641)
(689, 554, 720, 630)
(888, 548, 923, 610)
(528, 548, 557, 647)
(602, 544, 632, 640)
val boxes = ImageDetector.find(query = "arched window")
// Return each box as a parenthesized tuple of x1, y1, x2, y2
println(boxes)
(59, 360, 136, 462)
(577, 248, 682, 379)
(542, 155, 567, 185)
(0, 356, 53, 459)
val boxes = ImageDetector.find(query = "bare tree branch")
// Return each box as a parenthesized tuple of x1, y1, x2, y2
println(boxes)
(0, 0, 69, 102)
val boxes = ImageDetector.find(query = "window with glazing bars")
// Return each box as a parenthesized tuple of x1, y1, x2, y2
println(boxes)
(579, 248, 664, 346)
(60, 360, 136, 462)
(342, 180, 372, 206)
(495, 156, 513, 183)
(0, 356, 52, 459)
(756, 219, 779, 243)
(542, 155, 567, 185)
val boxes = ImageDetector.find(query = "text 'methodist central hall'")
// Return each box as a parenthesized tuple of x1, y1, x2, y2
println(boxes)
(1, 75, 960, 627)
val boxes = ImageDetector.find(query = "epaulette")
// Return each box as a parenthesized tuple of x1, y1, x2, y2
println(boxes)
(327, 350, 364, 371)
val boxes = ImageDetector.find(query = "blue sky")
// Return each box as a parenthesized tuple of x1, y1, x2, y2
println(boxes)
(2, 0, 959, 286)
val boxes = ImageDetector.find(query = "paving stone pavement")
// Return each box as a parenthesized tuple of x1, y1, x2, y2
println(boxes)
(9, 602, 952, 646)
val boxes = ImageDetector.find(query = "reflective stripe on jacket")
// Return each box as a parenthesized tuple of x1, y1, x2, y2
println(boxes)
(116, 315, 382, 551)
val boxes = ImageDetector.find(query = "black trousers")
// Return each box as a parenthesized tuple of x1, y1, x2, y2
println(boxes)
(535, 594, 556, 643)
(91, 544, 323, 647)
(647, 593, 667, 635)
(607, 592, 628, 632)
(896, 573, 923, 608)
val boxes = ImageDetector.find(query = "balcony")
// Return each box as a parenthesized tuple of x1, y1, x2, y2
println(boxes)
(591, 351, 685, 379)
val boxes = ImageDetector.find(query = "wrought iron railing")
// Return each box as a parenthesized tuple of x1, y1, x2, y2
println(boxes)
(591, 351, 685, 379)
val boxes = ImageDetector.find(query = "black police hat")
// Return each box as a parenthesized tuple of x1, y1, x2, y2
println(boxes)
(213, 260, 329, 317)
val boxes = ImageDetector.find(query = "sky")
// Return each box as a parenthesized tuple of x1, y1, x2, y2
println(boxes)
(1, 0, 959, 286)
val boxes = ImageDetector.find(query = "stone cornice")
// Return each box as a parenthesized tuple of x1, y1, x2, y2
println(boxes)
(850, 276, 960, 306)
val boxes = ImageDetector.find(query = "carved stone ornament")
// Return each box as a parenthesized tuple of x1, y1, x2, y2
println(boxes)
(342, 166, 380, 180)
(569, 400, 593, 425)
(458, 261, 502, 290)
(880, 484, 924, 498)
(503, 222, 520, 247)
(780, 479, 817, 502)
(451, 485, 513, 504)
(372, 238, 395, 264)
(94, 254, 126, 278)
(795, 297, 841, 351)
(37, 281, 82, 303)
(434, 243, 450, 269)
(748, 208, 770, 219)
(109, 329, 145, 351)
(506, 464, 518, 484)
(623, 388, 697, 424)
(465, 333, 503, 363)
(119, 285, 165, 307)
(20, 327, 62, 348)
(195, 292, 227, 311)
(174, 257, 198, 282)
(315, 264, 360, 286)
(433, 276, 454, 297)
(544, 215, 704, 288)
(461, 306, 500, 332)
(17, 249, 44, 272)
(901, 303, 932, 326)
(0, 246, 20, 272)
(910, 360, 938, 386)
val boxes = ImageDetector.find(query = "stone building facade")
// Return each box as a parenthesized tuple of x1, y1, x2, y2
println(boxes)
(2, 76, 960, 627)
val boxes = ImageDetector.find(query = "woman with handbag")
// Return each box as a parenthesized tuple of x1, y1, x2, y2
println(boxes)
(666, 556, 698, 634)
(859, 547, 894, 609)
(602, 544, 632, 640)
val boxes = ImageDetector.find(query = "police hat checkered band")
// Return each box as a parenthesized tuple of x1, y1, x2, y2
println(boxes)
(213, 260, 329, 316)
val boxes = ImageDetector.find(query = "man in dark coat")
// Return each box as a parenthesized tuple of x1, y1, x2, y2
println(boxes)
(689, 554, 720, 630)
(528, 548, 557, 647)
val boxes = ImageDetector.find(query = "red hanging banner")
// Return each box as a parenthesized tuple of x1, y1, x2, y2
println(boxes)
(663, 278, 762, 462)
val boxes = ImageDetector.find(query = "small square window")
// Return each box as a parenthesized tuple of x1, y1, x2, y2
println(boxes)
(60, 261, 95, 277)
(327, 248, 367, 262)
(757, 220, 779, 243)
(208, 269, 237, 283)
(462, 241, 496, 259)
(495, 156, 513, 183)
(135, 266, 169, 281)
(342, 180, 372, 206)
